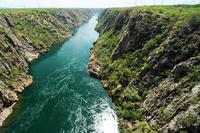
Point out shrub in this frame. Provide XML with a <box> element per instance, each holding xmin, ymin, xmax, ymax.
<box><xmin>159</xmin><ymin>106</ymin><xmax>165</xmax><ymax>113</ymax></box>
<box><xmin>121</xmin><ymin>68</ymin><xmax>131</xmax><ymax>78</ymax></box>
<box><xmin>139</xmin><ymin>121</ymin><xmax>147</xmax><ymax>132</ymax></box>
<box><xmin>161</xmin><ymin>25</ymin><xmax>166</xmax><ymax>29</ymax></box>
<box><xmin>11</xmin><ymin>59</ymin><xmax>15</xmax><ymax>64</ymax></box>
<box><xmin>102</xmin><ymin>56</ymin><xmax>110</xmax><ymax>62</ymax></box>
<box><xmin>155</xmin><ymin>76</ymin><xmax>160</xmax><ymax>81</ymax></box>
<box><xmin>51</xmin><ymin>32</ymin><xmax>57</xmax><ymax>36</ymax></box>
<box><xmin>109</xmin><ymin>72</ymin><xmax>119</xmax><ymax>85</ymax></box>
<box><xmin>187</xmin><ymin>13</ymin><xmax>200</xmax><ymax>28</ymax></box>
<box><xmin>108</xmin><ymin>64</ymin><xmax>115</xmax><ymax>71</ymax></box>
<box><xmin>0</xmin><ymin>27</ymin><xmax>4</xmax><ymax>33</ymax></box>
<box><xmin>1</xmin><ymin>56</ymin><xmax>5</xmax><ymax>60</ymax></box>
<box><xmin>7</xmin><ymin>44</ymin><xmax>12</xmax><ymax>47</ymax></box>
<box><xmin>142</xmin><ymin>56</ymin><xmax>147</xmax><ymax>62</ymax></box>
<box><xmin>123</xmin><ymin>88</ymin><xmax>142</xmax><ymax>102</ymax></box>
<box><xmin>7</xmin><ymin>80</ymin><xmax>12</xmax><ymax>85</ymax></box>
<box><xmin>17</xmin><ymin>18</ymin><xmax>21</xmax><ymax>23</ymax></box>
<box><xmin>177</xmin><ymin>111</ymin><xmax>197</xmax><ymax>125</ymax></box>
<box><xmin>171</xmin><ymin>101</ymin><xmax>176</xmax><ymax>106</ymax></box>
<box><xmin>164</xmin><ymin>69</ymin><xmax>171</xmax><ymax>76</ymax></box>
<box><xmin>26</xmin><ymin>19</ymin><xmax>32</xmax><ymax>23</ymax></box>
<box><xmin>3</xmin><ymin>38</ymin><xmax>8</xmax><ymax>41</ymax></box>
<box><xmin>189</xmin><ymin>81</ymin><xmax>198</xmax><ymax>88</ymax></box>
<box><xmin>142</xmin><ymin>90</ymin><xmax>148</xmax><ymax>97</ymax></box>
<box><xmin>1</xmin><ymin>46</ymin><xmax>6</xmax><ymax>51</ymax></box>
<box><xmin>33</xmin><ymin>43</ymin><xmax>37</xmax><ymax>47</ymax></box>
<box><xmin>193</xmin><ymin>50</ymin><xmax>199</xmax><ymax>57</ymax></box>
<box><xmin>181</xmin><ymin>79</ymin><xmax>186</xmax><ymax>85</ymax></box>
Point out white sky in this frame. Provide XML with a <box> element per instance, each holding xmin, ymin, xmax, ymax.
<box><xmin>0</xmin><ymin>0</ymin><xmax>199</xmax><ymax>8</ymax></box>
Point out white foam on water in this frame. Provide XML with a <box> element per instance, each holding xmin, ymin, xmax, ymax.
<box><xmin>92</xmin><ymin>107</ymin><xmax>119</xmax><ymax>133</ymax></box>
<box><xmin>5</xmin><ymin>16</ymin><xmax>120</xmax><ymax>133</ymax></box>
<box><xmin>86</xmin><ymin>96</ymin><xmax>119</xmax><ymax>133</ymax></box>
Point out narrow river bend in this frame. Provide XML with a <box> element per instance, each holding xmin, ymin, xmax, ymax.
<box><xmin>4</xmin><ymin>15</ymin><xmax>119</xmax><ymax>133</ymax></box>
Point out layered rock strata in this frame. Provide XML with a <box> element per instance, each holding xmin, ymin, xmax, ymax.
<box><xmin>88</xmin><ymin>5</ymin><xmax>200</xmax><ymax>132</ymax></box>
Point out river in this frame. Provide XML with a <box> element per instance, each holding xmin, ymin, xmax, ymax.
<box><xmin>4</xmin><ymin>15</ymin><xmax>119</xmax><ymax>133</ymax></box>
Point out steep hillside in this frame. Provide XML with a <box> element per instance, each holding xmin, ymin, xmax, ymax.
<box><xmin>89</xmin><ymin>8</ymin><xmax>104</xmax><ymax>14</ymax></box>
<box><xmin>0</xmin><ymin>8</ymin><xmax>93</xmax><ymax>126</ymax></box>
<box><xmin>88</xmin><ymin>5</ymin><xmax>200</xmax><ymax>132</ymax></box>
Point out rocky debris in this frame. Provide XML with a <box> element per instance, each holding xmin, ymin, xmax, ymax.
<box><xmin>1</xmin><ymin>89</ymin><xmax>18</xmax><ymax>107</ymax></box>
<box><xmin>88</xmin><ymin>62</ymin><xmax>101</xmax><ymax>79</ymax></box>
<box><xmin>167</xmin><ymin>103</ymin><xmax>200</xmax><ymax>132</ymax></box>
<box><xmin>191</xmin><ymin>85</ymin><xmax>200</xmax><ymax>94</ymax></box>
<box><xmin>22</xmin><ymin>36</ymin><xmax>33</xmax><ymax>45</ymax></box>
<box><xmin>88</xmin><ymin>52</ymin><xmax>102</xmax><ymax>79</ymax></box>
<box><xmin>1</xmin><ymin>13</ymin><xmax>15</xmax><ymax>27</ymax></box>
<box><xmin>101</xmin><ymin>80</ymin><xmax>109</xmax><ymax>89</ymax></box>
<box><xmin>25</xmin><ymin>51</ymin><xmax>40</xmax><ymax>63</ymax></box>
<box><xmin>50</xmin><ymin>28</ymin><xmax>56</xmax><ymax>33</ymax></box>
<box><xmin>0</xmin><ymin>102</ymin><xmax>16</xmax><ymax>126</ymax></box>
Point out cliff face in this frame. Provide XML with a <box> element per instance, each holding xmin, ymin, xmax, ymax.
<box><xmin>88</xmin><ymin>5</ymin><xmax>200</xmax><ymax>132</ymax></box>
<box><xmin>0</xmin><ymin>8</ymin><xmax>93</xmax><ymax>126</ymax></box>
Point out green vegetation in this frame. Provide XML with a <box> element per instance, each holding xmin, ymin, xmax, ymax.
<box><xmin>92</xmin><ymin>4</ymin><xmax>200</xmax><ymax>132</ymax></box>
<box><xmin>177</xmin><ymin>111</ymin><xmax>197</xmax><ymax>125</ymax></box>
<box><xmin>3</xmin><ymin>38</ymin><xmax>8</xmax><ymax>41</ymax></box>
<box><xmin>0</xmin><ymin>8</ymin><xmax>85</xmax><ymax>14</ymax></box>
<box><xmin>1</xmin><ymin>46</ymin><xmax>6</xmax><ymax>51</ymax></box>
<box><xmin>0</xmin><ymin>9</ymin><xmax>93</xmax><ymax>122</ymax></box>
<box><xmin>0</xmin><ymin>8</ymin><xmax>91</xmax><ymax>51</ymax></box>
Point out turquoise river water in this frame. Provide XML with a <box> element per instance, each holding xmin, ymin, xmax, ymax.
<box><xmin>4</xmin><ymin>15</ymin><xmax>119</xmax><ymax>133</ymax></box>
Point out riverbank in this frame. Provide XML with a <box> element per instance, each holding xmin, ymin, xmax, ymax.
<box><xmin>3</xmin><ymin>15</ymin><xmax>119</xmax><ymax>133</ymax></box>
<box><xmin>88</xmin><ymin>4</ymin><xmax>200</xmax><ymax>132</ymax></box>
<box><xmin>0</xmin><ymin>8</ymin><xmax>93</xmax><ymax>128</ymax></box>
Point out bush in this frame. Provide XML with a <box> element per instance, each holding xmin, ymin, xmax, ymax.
<box><xmin>155</xmin><ymin>76</ymin><xmax>160</xmax><ymax>81</ymax></box>
<box><xmin>17</xmin><ymin>18</ymin><xmax>21</xmax><ymax>23</ymax></box>
<box><xmin>3</xmin><ymin>38</ymin><xmax>8</xmax><ymax>41</ymax></box>
<box><xmin>51</xmin><ymin>32</ymin><xmax>57</xmax><ymax>36</ymax></box>
<box><xmin>108</xmin><ymin>64</ymin><xmax>115</xmax><ymax>71</ymax></box>
<box><xmin>142</xmin><ymin>90</ymin><xmax>148</xmax><ymax>98</ymax></box>
<box><xmin>7</xmin><ymin>80</ymin><xmax>12</xmax><ymax>85</ymax></box>
<box><xmin>139</xmin><ymin>121</ymin><xmax>147</xmax><ymax>132</ymax></box>
<box><xmin>193</xmin><ymin>50</ymin><xmax>199</xmax><ymax>57</ymax></box>
<box><xmin>1</xmin><ymin>46</ymin><xmax>6</xmax><ymax>51</ymax></box>
<box><xmin>189</xmin><ymin>81</ymin><xmax>198</xmax><ymax>88</ymax></box>
<box><xmin>121</xmin><ymin>68</ymin><xmax>131</xmax><ymax>78</ymax></box>
<box><xmin>0</xmin><ymin>27</ymin><xmax>4</xmax><ymax>33</ymax></box>
<box><xmin>33</xmin><ymin>43</ymin><xmax>37</xmax><ymax>47</ymax></box>
<box><xmin>11</xmin><ymin>59</ymin><xmax>15</xmax><ymax>64</ymax></box>
<box><xmin>7</xmin><ymin>44</ymin><xmax>12</xmax><ymax>47</ymax></box>
<box><xmin>159</xmin><ymin>106</ymin><xmax>165</xmax><ymax>113</ymax></box>
<box><xmin>188</xmin><ymin>13</ymin><xmax>200</xmax><ymax>28</ymax></box>
<box><xmin>102</xmin><ymin>56</ymin><xmax>110</xmax><ymax>62</ymax></box>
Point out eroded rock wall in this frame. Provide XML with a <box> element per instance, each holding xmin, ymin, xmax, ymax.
<box><xmin>89</xmin><ymin>5</ymin><xmax>200</xmax><ymax>132</ymax></box>
<box><xmin>0</xmin><ymin>9</ymin><xmax>93</xmax><ymax>126</ymax></box>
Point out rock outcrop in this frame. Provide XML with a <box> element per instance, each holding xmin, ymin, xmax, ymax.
<box><xmin>88</xmin><ymin>5</ymin><xmax>200</xmax><ymax>132</ymax></box>
<box><xmin>0</xmin><ymin>8</ymin><xmax>93</xmax><ymax>127</ymax></box>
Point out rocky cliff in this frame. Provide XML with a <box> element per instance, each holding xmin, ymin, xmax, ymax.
<box><xmin>88</xmin><ymin>5</ymin><xmax>200</xmax><ymax>132</ymax></box>
<box><xmin>0</xmin><ymin>8</ymin><xmax>93</xmax><ymax>126</ymax></box>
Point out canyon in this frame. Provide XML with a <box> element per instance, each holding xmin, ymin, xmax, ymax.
<box><xmin>0</xmin><ymin>8</ymin><xmax>93</xmax><ymax>128</ymax></box>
